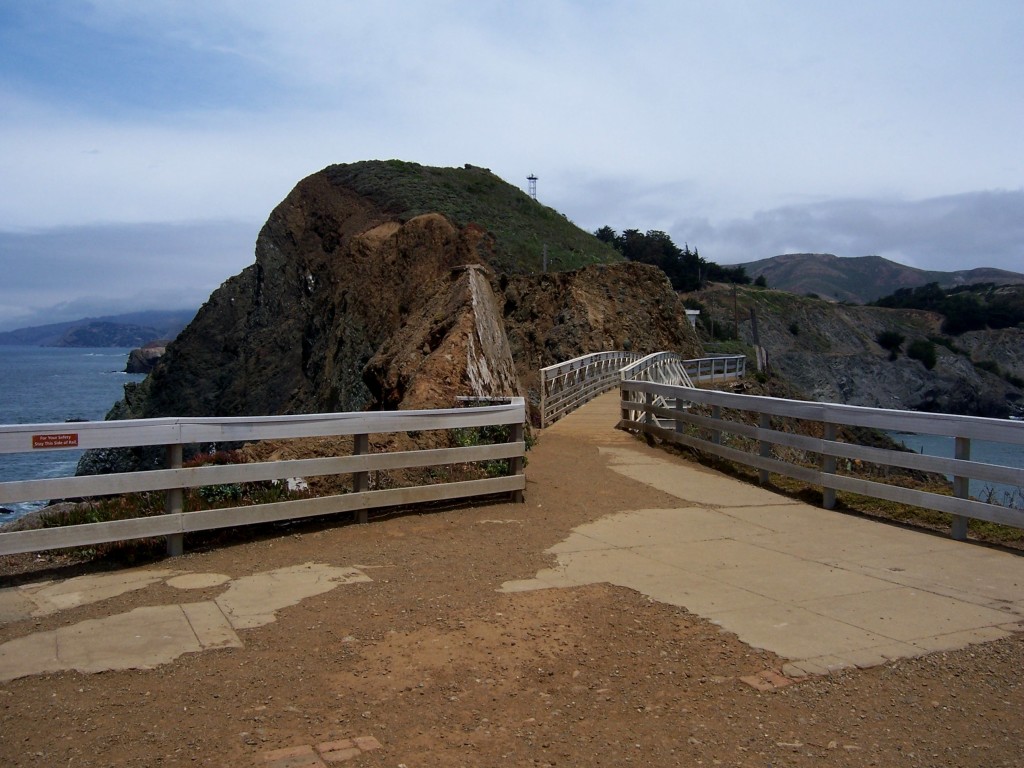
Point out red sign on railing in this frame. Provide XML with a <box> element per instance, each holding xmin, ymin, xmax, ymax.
<box><xmin>32</xmin><ymin>433</ymin><xmax>79</xmax><ymax>449</ymax></box>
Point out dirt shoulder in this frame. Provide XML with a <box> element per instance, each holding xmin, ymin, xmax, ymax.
<box><xmin>1</xmin><ymin>426</ymin><xmax>1022</xmax><ymax>767</ymax></box>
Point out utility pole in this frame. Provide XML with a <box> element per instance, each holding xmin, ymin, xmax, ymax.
<box><xmin>733</xmin><ymin>284</ymin><xmax>739</xmax><ymax>339</ymax></box>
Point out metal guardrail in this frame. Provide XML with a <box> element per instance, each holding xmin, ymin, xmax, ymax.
<box><xmin>683</xmin><ymin>355</ymin><xmax>747</xmax><ymax>384</ymax></box>
<box><xmin>540</xmin><ymin>352</ymin><xmax>747</xmax><ymax>428</ymax></box>
<box><xmin>539</xmin><ymin>351</ymin><xmax>641</xmax><ymax>427</ymax></box>
<box><xmin>619</xmin><ymin>379</ymin><xmax>1024</xmax><ymax>540</ymax></box>
<box><xmin>0</xmin><ymin>399</ymin><xmax>527</xmax><ymax>557</ymax></box>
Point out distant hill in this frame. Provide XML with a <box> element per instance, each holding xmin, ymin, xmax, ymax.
<box><xmin>736</xmin><ymin>254</ymin><xmax>1024</xmax><ymax>304</ymax></box>
<box><xmin>0</xmin><ymin>309</ymin><xmax>197</xmax><ymax>347</ymax></box>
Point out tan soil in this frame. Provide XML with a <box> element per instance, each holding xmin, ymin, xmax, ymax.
<box><xmin>1</xmin><ymin>429</ymin><xmax>1022</xmax><ymax>767</ymax></box>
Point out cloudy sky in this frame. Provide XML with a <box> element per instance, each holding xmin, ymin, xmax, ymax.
<box><xmin>1</xmin><ymin>1</ymin><xmax>1022</xmax><ymax>330</ymax></box>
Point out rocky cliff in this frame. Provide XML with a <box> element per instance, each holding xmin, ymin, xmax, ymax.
<box><xmin>107</xmin><ymin>163</ymin><xmax>701</xmax><ymax>430</ymax></box>
<box><xmin>692</xmin><ymin>284</ymin><xmax>1023</xmax><ymax>418</ymax></box>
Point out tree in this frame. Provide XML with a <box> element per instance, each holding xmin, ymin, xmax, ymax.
<box><xmin>594</xmin><ymin>225</ymin><xmax>617</xmax><ymax>245</ymax></box>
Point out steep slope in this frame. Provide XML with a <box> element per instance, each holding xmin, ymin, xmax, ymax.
<box><xmin>737</xmin><ymin>253</ymin><xmax>1024</xmax><ymax>304</ymax></box>
<box><xmin>691</xmin><ymin>284</ymin><xmax>1022</xmax><ymax>417</ymax></box>
<box><xmin>109</xmin><ymin>162</ymin><xmax>700</xmax><ymax>429</ymax></box>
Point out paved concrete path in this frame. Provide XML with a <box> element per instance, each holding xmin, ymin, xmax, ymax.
<box><xmin>0</xmin><ymin>563</ymin><xmax>369</xmax><ymax>681</ymax></box>
<box><xmin>503</xmin><ymin>391</ymin><xmax>1024</xmax><ymax>677</ymax></box>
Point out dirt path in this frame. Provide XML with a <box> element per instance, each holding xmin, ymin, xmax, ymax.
<box><xmin>1</xmin><ymin>398</ymin><xmax>1022</xmax><ymax>766</ymax></box>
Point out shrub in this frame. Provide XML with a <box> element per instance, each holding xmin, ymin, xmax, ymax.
<box><xmin>906</xmin><ymin>339</ymin><xmax>937</xmax><ymax>370</ymax></box>
<box><xmin>876</xmin><ymin>330</ymin><xmax>905</xmax><ymax>360</ymax></box>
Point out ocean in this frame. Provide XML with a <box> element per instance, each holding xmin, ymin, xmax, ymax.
<box><xmin>0</xmin><ymin>346</ymin><xmax>146</xmax><ymax>522</ymax></box>
<box><xmin>886</xmin><ymin>430</ymin><xmax>1024</xmax><ymax>508</ymax></box>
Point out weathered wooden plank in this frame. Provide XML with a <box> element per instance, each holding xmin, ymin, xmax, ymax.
<box><xmin>0</xmin><ymin>514</ymin><xmax>183</xmax><ymax>556</ymax></box>
<box><xmin>0</xmin><ymin>473</ymin><xmax>526</xmax><ymax>556</ymax></box>
<box><xmin>629</xmin><ymin>420</ymin><xmax>820</xmax><ymax>485</ymax></box>
<box><xmin>179</xmin><ymin>476</ymin><xmax>525</xmax><ymax>532</ymax></box>
<box><xmin>0</xmin><ymin>442</ymin><xmax>526</xmax><ymax>506</ymax></box>
<box><xmin>824</xmin><ymin>474</ymin><xmax>1024</xmax><ymax>528</ymax></box>
<box><xmin>626</xmin><ymin>381</ymin><xmax>1024</xmax><ymax>445</ymax></box>
<box><xmin>0</xmin><ymin>400</ymin><xmax>527</xmax><ymax>455</ymax></box>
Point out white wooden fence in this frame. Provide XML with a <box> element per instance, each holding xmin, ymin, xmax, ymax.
<box><xmin>619</xmin><ymin>379</ymin><xmax>1024</xmax><ymax>539</ymax></box>
<box><xmin>540</xmin><ymin>351</ymin><xmax>746</xmax><ymax>428</ymax></box>
<box><xmin>0</xmin><ymin>399</ymin><xmax>527</xmax><ymax>557</ymax></box>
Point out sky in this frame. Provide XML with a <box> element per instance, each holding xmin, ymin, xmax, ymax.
<box><xmin>1</xmin><ymin>1</ymin><xmax>1022</xmax><ymax>331</ymax></box>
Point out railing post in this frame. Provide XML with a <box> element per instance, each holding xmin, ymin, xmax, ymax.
<box><xmin>539</xmin><ymin>372</ymin><xmax>547</xmax><ymax>429</ymax></box>
<box><xmin>758</xmin><ymin>412</ymin><xmax>771</xmax><ymax>485</ymax></box>
<box><xmin>165</xmin><ymin>443</ymin><xmax>184</xmax><ymax>557</ymax></box>
<box><xmin>509</xmin><ymin>421</ymin><xmax>525</xmax><ymax>503</ymax></box>
<box><xmin>710</xmin><ymin>405</ymin><xmax>722</xmax><ymax>445</ymax></box>
<box><xmin>674</xmin><ymin>396</ymin><xmax>686</xmax><ymax>438</ymax></box>
<box><xmin>821</xmin><ymin>422</ymin><xmax>837</xmax><ymax>509</ymax></box>
<box><xmin>951</xmin><ymin>436</ymin><xmax>970</xmax><ymax>540</ymax></box>
<box><xmin>354</xmin><ymin>433</ymin><xmax>369</xmax><ymax>524</ymax></box>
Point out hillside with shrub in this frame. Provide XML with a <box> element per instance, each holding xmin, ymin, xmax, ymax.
<box><xmin>686</xmin><ymin>283</ymin><xmax>1023</xmax><ymax>418</ymax></box>
<box><xmin>736</xmin><ymin>253</ymin><xmax>1024</xmax><ymax>304</ymax></box>
<box><xmin>871</xmin><ymin>282</ymin><xmax>1024</xmax><ymax>334</ymax></box>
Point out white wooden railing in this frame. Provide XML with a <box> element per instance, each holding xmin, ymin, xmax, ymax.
<box><xmin>619</xmin><ymin>379</ymin><xmax>1024</xmax><ymax>539</ymax></box>
<box><xmin>0</xmin><ymin>399</ymin><xmax>527</xmax><ymax>557</ymax></box>
<box><xmin>539</xmin><ymin>352</ymin><xmax>746</xmax><ymax>428</ymax></box>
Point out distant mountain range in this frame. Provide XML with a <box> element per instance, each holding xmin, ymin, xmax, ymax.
<box><xmin>737</xmin><ymin>254</ymin><xmax>1024</xmax><ymax>304</ymax></box>
<box><xmin>0</xmin><ymin>309</ymin><xmax>197</xmax><ymax>347</ymax></box>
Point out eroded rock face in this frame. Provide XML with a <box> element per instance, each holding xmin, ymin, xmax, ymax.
<box><xmin>692</xmin><ymin>284</ymin><xmax>1023</xmax><ymax>418</ymax></box>
<box><xmin>109</xmin><ymin>167</ymin><xmax>701</xmax><ymax>428</ymax></box>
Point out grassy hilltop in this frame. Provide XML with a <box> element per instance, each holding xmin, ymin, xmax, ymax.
<box><xmin>323</xmin><ymin>160</ymin><xmax>622</xmax><ymax>274</ymax></box>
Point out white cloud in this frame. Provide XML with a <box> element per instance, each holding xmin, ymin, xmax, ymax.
<box><xmin>0</xmin><ymin>1</ymin><xmax>1022</xmax><ymax>327</ymax></box>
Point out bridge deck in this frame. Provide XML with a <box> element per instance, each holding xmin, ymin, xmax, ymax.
<box><xmin>509</xmin><ymin>390</ymin><xmax>1024</xmax><ymax>676</ymax></box>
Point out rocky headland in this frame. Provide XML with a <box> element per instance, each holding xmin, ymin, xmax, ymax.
<box><xmin>82</xmin><ymin>161</ymin><xmax>700</xmax><ymax>477</ymax></box>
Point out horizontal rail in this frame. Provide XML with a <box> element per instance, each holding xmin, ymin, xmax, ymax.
<box><xmin>619</xmin><ymin>380</ymin><xmax>1024</xmax><ymax>540</ymax></box>
<box><xmin>0</xmin><ymin>401</ymin><xmax>525</xmax><ymax>454</ymax></box>
<box><xmin>0</xmin><ymin>399</ymin><xmax>527</xmax><ymax>556</ymax></box>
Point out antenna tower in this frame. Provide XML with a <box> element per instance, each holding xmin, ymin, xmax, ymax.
<box><xmin>527</xmin><ymin>174</ymin><xmax>538</xmax><ymax>200</ymax></box>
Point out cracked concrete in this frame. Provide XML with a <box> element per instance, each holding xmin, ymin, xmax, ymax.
<box><xmin>0</xmin><ymin>562</ymin><xmax>370</xmax><ymax>682</ymax></box>
<box><xmin>503</xmin><ymin>392</ymin><xmax>1024</xmax><ymax>677</ymax></box>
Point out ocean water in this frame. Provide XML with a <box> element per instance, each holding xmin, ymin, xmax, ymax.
<box><xmin>0</xmin><ymin>346</ymin><xmax>145</xmax><ymax>522</ymax></box>
<box><xmin>887</xmin><ymin>430</ymin><xmax>1024</xmax><ymax>508</ymax></box>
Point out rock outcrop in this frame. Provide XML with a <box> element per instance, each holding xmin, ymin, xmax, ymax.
<box><xmin>125</xmin><ymin>341</ymin><xmax>170</xmax><ymax>374</ymax></box>
<box><xmin>692</xmin><ymin>284</ymin><xmax>1023</xmax><ymax>418</ymax></box>
<box><xmin>101</xmin><ymin>163</ymin><xmax>701</xmax><ymax>433</ymax></box>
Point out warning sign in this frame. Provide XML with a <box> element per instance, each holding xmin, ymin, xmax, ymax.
<box><xmin>32</xmin><ymin>433</ymin><xmax>80</xmax><ymax>449</ymax></box>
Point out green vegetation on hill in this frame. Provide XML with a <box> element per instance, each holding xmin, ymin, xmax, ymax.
<box><xmin>323</xmin><ymin>160</ymin><xmax>622</xmax><ymax>273</ymax></box>
<box><xmin>872</xmin><ymin>282</ymin><xmax>1024</xmax><ymax>335</ymax></box>
<box><xmin>738</xmin><ymin>253</ymin><xmax>1024</xmax><ymax>305</ymax></box>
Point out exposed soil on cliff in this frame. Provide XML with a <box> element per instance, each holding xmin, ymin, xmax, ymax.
<box><xmin>2</xmin><ymin>429</ymin><xmax>1021</xmax><ymax>767</ymax></box>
